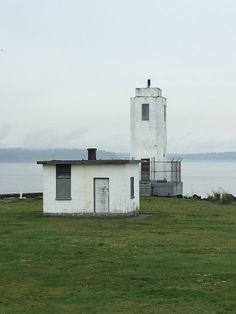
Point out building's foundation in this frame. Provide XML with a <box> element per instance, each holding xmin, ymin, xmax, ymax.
<box><xmin>140</xmin><ymin>181</ymin><xmax>183</xmax><ymax>197</ymax></box>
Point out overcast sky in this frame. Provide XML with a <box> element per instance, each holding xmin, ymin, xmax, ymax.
<box><xmin>1</xmin><ymin>0</ymin><xmax>236</xmax><ymax>154</ymax></box>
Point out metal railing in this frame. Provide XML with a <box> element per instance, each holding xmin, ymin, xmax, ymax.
<box><xmin>141</xmin><ymin>159</ymin><xmax>182</xmax><ymax>183</ymax></box>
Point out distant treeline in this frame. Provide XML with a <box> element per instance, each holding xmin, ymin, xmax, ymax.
<box><xmin>0</xmin><ymin>149</ymin><xmax>236</xmax><ymax>163</ymax></box>
<box><xmin>0</xmin><ymin>148</ymin><xmax>129</xmax><ymax>163</ymax></box>
<box><xmin>169</xmin><ymin>152</ymin><xmax>236</xmax><ymax>161</ymax></box>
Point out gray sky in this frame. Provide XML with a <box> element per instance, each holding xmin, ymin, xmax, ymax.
<box><xmin>1</xmin><ymin>0</ymin><xmax>236</xmax><ymax>154</ymax></box>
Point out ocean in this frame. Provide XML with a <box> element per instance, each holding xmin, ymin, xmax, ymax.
<box><xmin>182</xmin><ymin>160</ymin><xmax>236</xmax><ymax>197</ymax></box>
<box><xmin>1</xmin><ymin>161</ymin><xmax>236</xmax><ymax>197</ymax></box>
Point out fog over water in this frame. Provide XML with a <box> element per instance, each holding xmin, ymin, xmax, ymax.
<box><xmin>1</xmin><ymin>161</ymin><xmax>236</xmax><ymax>197</ymax></box>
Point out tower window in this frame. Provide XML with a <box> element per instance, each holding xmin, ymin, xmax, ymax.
<box><xmin>142</xmin><ymin>103</ymin><xmax>149</xmax><ymax>121</ymax></box>
<box><xmin>164</xmin><ymin>105</ymin><xmax>166</xmax><ymax>122</ymax></box>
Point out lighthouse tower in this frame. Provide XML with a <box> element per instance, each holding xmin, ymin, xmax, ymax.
<box><xmin>130</xmin><ymin>79</ymin><xmax>167</xmax><ymax>162</ymax></box>
<box><xmin>130</xmin><ymin>80</ymin><xmax>183</xmax><ymax>196</ymax></box>
<box><xmin>130</xmin><ymin>79</ymin><xmax>168</xmax><ymax>182</ymax></box>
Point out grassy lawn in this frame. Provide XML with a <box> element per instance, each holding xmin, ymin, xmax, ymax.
<box><xmin>0</xmin><ymin>197</ymin><xmax>235</xmax><ymax>313</ymax></box>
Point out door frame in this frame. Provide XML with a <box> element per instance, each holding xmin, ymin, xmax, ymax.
<box><xmin>93</xmin><ymin>177</ymin><xmax>110</xmax><ymax>213</ymax></box>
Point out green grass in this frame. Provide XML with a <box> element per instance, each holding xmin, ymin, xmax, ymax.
<box><xmin>0</xmin><ymin>198</ymin><xmax>236</xmax><ymax>313</ymax></box>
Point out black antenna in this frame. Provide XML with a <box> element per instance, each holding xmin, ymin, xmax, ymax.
<box><xmin>147</xmin><ymin>79</ymin><xmax>151</xmax><ymax>87</ymax></box>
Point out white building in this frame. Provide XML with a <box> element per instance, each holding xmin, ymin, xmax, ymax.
<box><xmin>37</xmin><ymin>149</ymin><xmax>140</xmax><ymax>216</ymax></box>
<box><xmin>130</xmin><ymin>80</ymin><xmax>183</xmax><ymax>196</ymax></box>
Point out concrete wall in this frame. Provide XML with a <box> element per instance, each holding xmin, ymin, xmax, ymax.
<box><xmin>151</xmin><ymin>181</ymin><xmax>183</xmax><ymax>197</ymax></box>
<box><xmin>42</xmin><ymin>163</ymin><xmax>139</xmax><ymax>215</ymax></box>
<box><xmin>135</xmin><ymin>87</ymin><xmax>162</xmax><ymax>97</ymax></box>
<box><xmin>130</xmin><ymin>87</ymin><xmax>167</xmax><ymax>162</ymax></box>
<box><xmin>140</xmin><ymin>181</ymin><xmax>183</xmax><ymax>197</ymax></box>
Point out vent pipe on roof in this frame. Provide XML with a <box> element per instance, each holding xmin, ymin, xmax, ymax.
<box><xmin>147</xmin><ymin>79</ymin><xmax>151</xmax><ymax>88</ymax></box>
<box><xmin>87</xmin><ymin>148</ymin><xmax>97</xmax><ymax>160</ymax></box>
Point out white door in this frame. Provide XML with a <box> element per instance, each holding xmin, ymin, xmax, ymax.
<box><xmin>94</xmin><ymin>178</ymin><xmax>109</xmax><ymax>213</ymax></box>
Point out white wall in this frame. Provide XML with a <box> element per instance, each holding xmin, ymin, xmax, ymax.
<box><xmin>43</xmin><ymin>163</ymin><xmax>139</xmax><ymax>215</ymax></box>
<box><xmin>130</xmin><ymin>87</ymin><xmax>167</xmax><ymax>161</ymax></box>
<box><xmin>135</xmin><ymin>87</ymin><xmax>162</xmax><ymax>97</ymax></box>
<box><xmin>125</xmin><ymin>163</ymin><xmax>140</xmax><ymax>212</ymax></box>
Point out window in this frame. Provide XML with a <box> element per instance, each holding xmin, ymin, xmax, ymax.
<box><xmin>142</xmin><ymin>103</ymin><xmax>149</xmax><ymax>120</ymax></box>
<box><xmin>130</xmin><ymin>177</ymin><xmax>135</xmax><ymax>199</ymax></box>
<box><xmin>141</xmin><ymin>159</ymin><xmax>150</xmax><ymax>181</ymax></box>
<box><xmin>56</xmin><ymin>164</ymin><xmax>71</xmax><ymax>200</ymax></box>
<box><xmin>164</xmin><ymin>105</ymin><xmax>166</xmax><ymax>122</ymax></box>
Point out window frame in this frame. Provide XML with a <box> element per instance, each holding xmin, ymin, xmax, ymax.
<box><xmin>130</xmin><ymin>176</ymin><xmax>135</xmax><ymax>199</ymax></box>
<box><xmin>142</xmin><ymin>103</ymin><xmax>149</xmax><ymax>121</ymax></box>
<box><xmin>56</xmin><ymin>164</ymin><xmax>72</xmax><ymax>200</ymax></box>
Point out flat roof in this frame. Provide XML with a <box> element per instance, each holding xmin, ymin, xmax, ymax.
<box><xmin>37</xmin><ymin>159</ymin><xmax>140</xmax><ymax>165</ymax></box>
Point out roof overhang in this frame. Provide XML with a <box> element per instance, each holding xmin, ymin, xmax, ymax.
<box><xmin>37</xmin><ymin>160</ymin><xmax>141</xmax><ymax>165</ymax></box>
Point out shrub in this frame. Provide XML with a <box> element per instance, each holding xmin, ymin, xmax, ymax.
<box><xmin>207</xmin><ymin>190</ymin><xmax>234</xmax><ymax>204</ymax></box>
<box><xmin>207</xmin><ymin>190</ymin><xmax>221</xmax><ymax>202</ymax></box>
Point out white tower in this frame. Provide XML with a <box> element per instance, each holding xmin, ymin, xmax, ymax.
<box><xmin>130</xmin><ymin>79</ymin><xmax>167</xmax><ymax>162</ymax></box>
<box><xmin>130</xmin><ymin>80</ymin><xmax>183</xmax><ymax>195</ymax></box>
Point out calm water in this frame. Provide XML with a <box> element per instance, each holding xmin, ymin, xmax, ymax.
<box><xmin>0</xmin><ymin>163</ymin><xmax>42</xmax><ymax>194</ymax></box>
<box><xmin>1</xmin><ymin>161</ymin><xmax>236</xmax><ymax>197</ymax></box>
<box><xmin>182</xmin><ymin>161</ymin><xmax>236</xmax><ymax>197</ymax></box>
